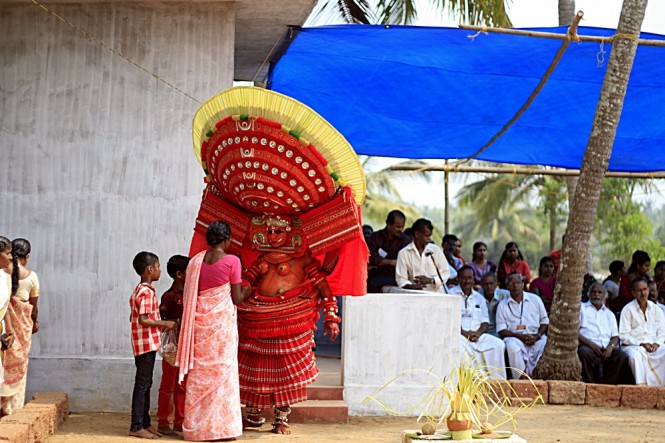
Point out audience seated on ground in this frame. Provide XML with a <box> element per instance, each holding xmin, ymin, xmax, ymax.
<box><xmin>613</xmin><ymin>250</ymin><xmax>651</xmax><ymax>314</ymax></box>
<box><xmin>529</xmin><ymin>256</ymin><xmax>557</xmax><ymax>314</ymax></box>
<box><xmin>448</xmin><ymin>266</ymin><xmax>506</xmax><ymax>379</ymax></box>
<box><xmin>395</xmin><ymin>219</ymin><xmax>451</xmax><ymax>293</ymax></box>
<box><xmin>496</xmin><ymin>242</ymin><xmax>531</xmax><ymax>289</ymax></box>
<box><xmin>496</xmin><ymin>272</ymin><xmax>548</xmax><ymax>379</ymax></box>
<box><xmin>479</xmin><ymin>272</ymin><xmax>510</xmax><ymax>337</ymax></box>
<box><xmin>619</xmin><ymin>277</ymin><xmax>665</xmax><ymax>386</ymax></box>
<box><xmin>578</xmin><ymin>282</ymin><xmax>634</xmax><ymax>385</ymax></box>
<box><xmin>366</xmin><ymin>210</ymin><xmax>411</xmax><ymax>293</ymax></box>
<box><xmin>467</xmin><ymin>241</ymin><xmax>496</xmax><ymax>290</ymax></box>
<box><xmin>603</xmin><ymin>260</ymin><xmax>625</xmax><ymax>307</ymax></box>
<box><xmin>442</xmin><ymin>234</ymin><xmax>463</xmax><ymax>271</ymax></box>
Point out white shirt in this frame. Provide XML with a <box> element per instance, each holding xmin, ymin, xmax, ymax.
<box><xmin>619</xmin><ymin>299</ymin><xmax>665</xmax><ymax>346</ymax></box>
<box><xmin>496</xmin><ymin>291</ymin><xmax>549</xmax><ymax>335</ymax></box>
<box><xmin>395</xmin><ymin>242</ymin><xmax>451</xmax><ymax>293</ymax></box>
<box><xmin>579</xmin><ymin>301</ymin><xmax>618</xmax><ymax>348</ymax></box>
<box><xmin>449</xmin><ymin>286</ymin><xmax>489</xmax><ymax>332</ymax></box>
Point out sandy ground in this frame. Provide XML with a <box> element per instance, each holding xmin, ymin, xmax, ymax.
<box><xmin>47</xmin><ymin>405</ymin><xmax>665</xmax><ymax>443</ymax></box>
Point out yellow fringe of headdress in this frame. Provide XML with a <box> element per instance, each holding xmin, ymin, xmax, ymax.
<box><xmin>192</xmin><ymin>86</ymin><xmax>366</xmax><ymax>205</ymax></box>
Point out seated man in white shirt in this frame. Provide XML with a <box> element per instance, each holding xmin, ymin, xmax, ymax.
<box><xmin>479</xmin><ymin>272</ymin><xmax>510</xmax><ymax>337</ymax></box>
<box><xmin>395</xmin><ymin>218</ymin><xmax>451</xmax><ymax>293</ymax></box>
<box><xmin>449</xmin><ymin>266</ymin><xmax>506</xmax><ymax>379</ymax></box>
<box><xmin>619</xmin><ymin>276</ymin><xmax>665</xmax><ymax>386</ymax></box>
<box><xmin>496</xmin><ymin>272</ymin><xmax>549</xmax><ymax>379</ymax></box>
<box><xmin>578</xmin><ymin>282</ymin><xmax>634</xmax><ymax>384</ymax></box>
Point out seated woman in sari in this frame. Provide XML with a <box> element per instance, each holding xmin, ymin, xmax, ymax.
<box><xmin>176</xmin><ymin>221</ymin><xmax>249</xmax><ymax>442</ymax></box>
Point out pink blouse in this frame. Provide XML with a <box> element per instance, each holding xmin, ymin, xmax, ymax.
<box><xmin>198</xmin><ymin>254</ymin><xmax>241</xmax><ymax>291</ymax></box>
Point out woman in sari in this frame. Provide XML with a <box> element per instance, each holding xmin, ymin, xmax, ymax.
<box><xmin>0</xmin><ymin>237</ymin><xmax>16</xmax><ymax>393</ymax></box>
<box><xmin>176</xmin><ymin>221</ymin><xmax>249</xmax><ymax>442</ymax></box>
<box><xmin>1</xmin><ymin>238</ymin><xmax>38</xmax><ymax>414</ymax></box>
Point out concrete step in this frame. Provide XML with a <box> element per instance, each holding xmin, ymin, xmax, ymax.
<box><xmin>242</xmin><ymin>399</ymin><xmax>349</xmax><ymax>424</ymax></box>
<box><xmin>289</xmin><ymin>399</ymin><xmax>348</xmax><ymax>423</ymax></box>
<box><xmin>307</xmin><ymin>385</ymin><xmax>344</xmax><ymax>401</ymax></box>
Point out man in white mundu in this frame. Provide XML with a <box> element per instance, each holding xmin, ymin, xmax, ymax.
<box><xmin>449</xmin><ymin>266</ymin><xmax>506</xmax><ymax>379</ymax></box>
<box><xmin>496</xmin><ymin>272</ymin><xmax>549</xmax><ymax>378</ymax></box>
<box><xmin>395</xmin><ymin>218</ymin><xmax>451</xmax><ymax>293</ymax></box>
<box><xmin>619</xmin><ymin>276</ymin><xmax>665</xmax><ymax>386</ymax></box>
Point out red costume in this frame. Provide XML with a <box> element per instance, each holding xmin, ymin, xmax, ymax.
<box><xmin>187</xmin><ymin>87</ymin><xmax>368</xmax><ymax>432</ymax></box>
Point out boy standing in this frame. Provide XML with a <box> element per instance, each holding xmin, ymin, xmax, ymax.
<box><xmin>156</xmin><ymin>255</ymin><xmax>189</xmax><ymax>436</ymax></box>
<box><xmin>129</xmin><ymin>251</ymin><xmax>177</xmax><ymax>440</ymax></box>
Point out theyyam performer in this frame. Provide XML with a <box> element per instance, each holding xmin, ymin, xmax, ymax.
<box><xmin>180</xmin><ymin>86</ymin><xmax>368</xmax><ymax>435</ymax></box>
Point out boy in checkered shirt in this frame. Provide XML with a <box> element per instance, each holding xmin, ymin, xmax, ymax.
<box><xmin>128</xmin><ymin>251</ymin><xmax>177</xmax><ymax>440</ymax></box>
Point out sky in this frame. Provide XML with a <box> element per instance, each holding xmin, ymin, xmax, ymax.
<box><xmin>367</xmin><ymin>0</ymin><xmax>665</xmax><ymax>209</ymax></box>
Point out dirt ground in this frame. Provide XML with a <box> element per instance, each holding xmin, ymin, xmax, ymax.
<box><xmin>47</xmin><ymin>405</ymin><xmax>665</xmax><ymax>443</ymax></box>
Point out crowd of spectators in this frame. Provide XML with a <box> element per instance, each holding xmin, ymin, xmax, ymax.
<box><xmin>365</xmin><ymin>210</ymin><xmax>665</xmax><ymax>386</ymax></box>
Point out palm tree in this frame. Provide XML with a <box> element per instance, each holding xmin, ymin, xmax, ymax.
<box><xmin>311</xmin><ymin>0</ymin><xmax>512</xmax><ymax>27</ymax></box>
<box><xmin>456</xmin><ymin>168</ymin><xmax>567</xmax><ymax>252</ymax></box>
<box><xmin>535</xmin><ymin>0</ymin><xmax>649</xmax><ymax>380</ymax></box>
<box><xmin>361</xmin><ymin>157</ymin><xmax>433</xmax><ymax>230</ymax></box>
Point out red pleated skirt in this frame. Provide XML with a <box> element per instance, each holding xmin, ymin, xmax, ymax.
<box><xmin>238</xmin><ymin>330</ymin><xmax>318</xmax><ymax>408</ymax></box>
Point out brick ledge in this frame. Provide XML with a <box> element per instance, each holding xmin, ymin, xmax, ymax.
<box><xmin>506</xmin><ymin>379</ymin><xmax>665</xmax><ymax>409</ymax></box>
<box><xmin>0</xmin><ymin>392</ymin><xmax>69</xmax><ymax>443</ymax></box>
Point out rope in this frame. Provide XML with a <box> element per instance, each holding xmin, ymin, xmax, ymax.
<box><xmin>460</xmin><ymin>28</ymin><xmax>579</xmax><ymax>164</ymax></box>
<box><xmin>251</xmin><ymin>32</ymin><xmax>285</xmax><ymax>84</ymax></box>
<box><xmin>30</xmin><ymin>0</ymin><xmax>200</xmax><ymax>103</ymax></box>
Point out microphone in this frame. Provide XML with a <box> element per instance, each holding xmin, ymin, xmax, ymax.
<box><xmin>426</xmin><ymin>249</ymin><xmax>448</xmax><ymax>294</ymax></box>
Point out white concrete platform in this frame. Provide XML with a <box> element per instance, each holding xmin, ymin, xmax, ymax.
<box><xmin>342</xmin><ymin>291</ymin><xmax>461</xmax><ymax>416</ymax></box>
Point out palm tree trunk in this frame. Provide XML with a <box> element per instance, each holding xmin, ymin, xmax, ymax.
<box><xmin>534</xmin><ymin>0</ymin><xmax>648</xmax><ymax>380</ymax></box>
<box><xmin>558</xmin><ymin>0</ymin><xmax>576</xmax><ymax>26</ymax></box>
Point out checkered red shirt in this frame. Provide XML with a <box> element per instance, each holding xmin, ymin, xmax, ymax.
<box><xmin>129</xmin><ymin>283</ymin><xmax>161</xmax><ymax>356</ymax></box>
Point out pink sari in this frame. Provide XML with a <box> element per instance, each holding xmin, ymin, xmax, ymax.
<box><xmin>176</xmin><ymin>251</ymin><xmax>242</xmax><ymax>441</ymax></box>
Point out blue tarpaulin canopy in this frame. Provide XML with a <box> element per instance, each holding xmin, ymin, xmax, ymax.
<box><xmin>268</xmin><ymin>25</ymin><xmax>665</xmax><ymax>172</ymax></box>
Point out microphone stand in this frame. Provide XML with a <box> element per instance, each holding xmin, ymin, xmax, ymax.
<box><xmin>426</xmin><ymin>251</ymin><xmax>448</xmax><ymax>294</ymax></box>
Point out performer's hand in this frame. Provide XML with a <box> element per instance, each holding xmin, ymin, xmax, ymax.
<box><xmin>324</xmin><ymin>321</ymin><xmax>340</xmax><ymax>341</ymax></box>
<box><xmin>241</xmin><ymin>285</ymin><xmax>251</xmax><ymax>301</ymax></box>
<box><xmin>32</xmin><ymin>321</ymin><xmax>40</xmax><ymax>334</ymax></box>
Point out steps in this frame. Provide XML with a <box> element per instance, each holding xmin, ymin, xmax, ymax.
<box><xmin>241</xmin><ymin>357</ymin><xmax>349</xmax><ymax>424</ymax></box>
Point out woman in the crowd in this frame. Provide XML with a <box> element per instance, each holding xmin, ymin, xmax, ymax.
<box><xmin>176</xmin><ymin>221</ymin><xmax>249</xmax><ymax>442</ymax></box>
<box><xmin>0</xmin><ymin>237</ymin><xmax>16</xmax><ymax>395</ymax></box>
<box><xmin>1</xmin><ymin>239</ymin><xmax>39</xmax><ymax>415</ymax></box>
<box><xmin>467</xmin><ymin>241</ymin><xmax>496</xmax><ymax>290</ymax></box>
<box><xmin>603</xmin><ymin>260</ymin><xmax>625</xmax><ymax>304</ymax></box>
<box><xmin>612</xmin><ymin>250</ymin><xmax>650</xmax><ymax>314</ymax></box>
<box><xmin>529</xmin><ymin>256</ymin><xmax>557</xmax><ymax>313</ymax></box>
<box><xmin>496</xmin><ymin>242</ymin><xmax>531</xmax><ymax>288</ymax></box>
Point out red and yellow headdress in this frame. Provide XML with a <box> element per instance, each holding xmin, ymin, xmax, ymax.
<box><xmin>189</xmin><ymin>87</ymin><xmax>368</xmax><ymax>295</ymax></box>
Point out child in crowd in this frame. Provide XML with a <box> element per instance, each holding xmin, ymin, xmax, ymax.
<box><xmin>603</xmin><ymin>260</ymin><xmax>625</xmax><ymax>303</ymax></box>
<box><xmin>129</xmin><ymin>252</ymin><xmax>177</xmax><ymax>440</ymax></box>
<box><xmin>529</xmin><ymin>256</ymin><xmax>556</xmax><ymax>313</ymax></box>
<box><xmin>156</xmin><ymin>255</ymin><xmax>189</xmax><ymax>436</ymax></box>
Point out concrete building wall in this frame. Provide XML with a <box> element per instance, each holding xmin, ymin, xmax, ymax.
<box><xmin>0</xmin><ymin>2</ymin><xmax>235</xmax><ymax>410</ymax></box>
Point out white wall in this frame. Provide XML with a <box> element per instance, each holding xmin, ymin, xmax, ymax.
<box><xmin>0</xmin><ymin>2</ymin><xmax>235</xmax><ymax>411</ymax></box>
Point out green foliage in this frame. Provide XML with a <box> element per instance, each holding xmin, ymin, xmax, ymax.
<box><xmin>311</xmin><ymin>0</ymin><xmax>512</xmax><ymax>26</ymax></box>
<box><xmin>595</xmin><ymin>179</ymin><xmax>665</xmax><ymax>263</ymax></box>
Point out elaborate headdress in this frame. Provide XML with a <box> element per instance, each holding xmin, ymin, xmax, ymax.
<box><xmin>188</xmin><ymin>87</ymin><xmax>368</xmax><ymax>295</ymax></box>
